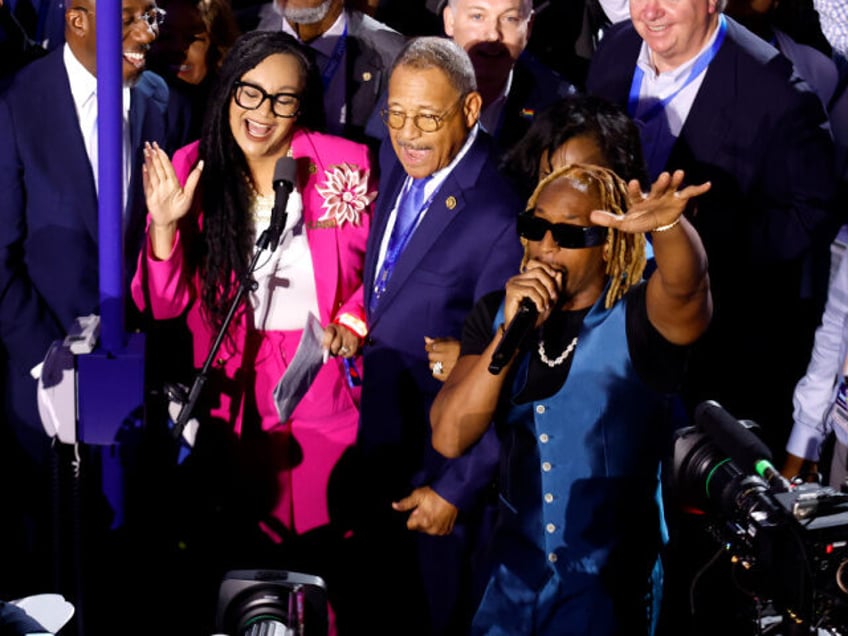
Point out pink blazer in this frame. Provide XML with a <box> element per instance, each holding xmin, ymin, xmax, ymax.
<box><xmin>131</xmin><ymin>128</ymin><xmax>374</xmax><ymax>533</ymax></box>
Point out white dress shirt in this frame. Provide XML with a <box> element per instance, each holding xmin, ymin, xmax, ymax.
<box><xmin>64</xmin><ymin>43</ymin><xmax>132</xmax><ymax>207</ymax></box>
<box><xmin>789</xmin><ymin>236</ymin><xmax>848</xmax><ymax>459</ymax></box>
<box><xmin>632</xmin><ymin>20</ymin><xmax>723</xmax><ymax>178</ymax></box>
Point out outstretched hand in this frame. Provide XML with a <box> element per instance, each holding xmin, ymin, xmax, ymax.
<box><xmin>589</xmin><ymin>170</ymin><xmax>710</xmax><ymax>234</ymax></box>
<box><xmin>142</xmin><ymin>141</ymin><xmax>203</xmax><ymax>229</ymax></box>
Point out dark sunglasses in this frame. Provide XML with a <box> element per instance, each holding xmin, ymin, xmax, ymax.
<box><xmin>517</xmin><ymin>212</ymin><xmax>608</xmax><ymax>249</ymax></box>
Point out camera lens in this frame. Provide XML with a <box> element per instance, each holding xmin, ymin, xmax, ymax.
<box><xmin>244</xmin><ymin>619</ymin><xmax>290</xmax><ymax>636</ymax></box>
<box><xmin>837</xmin><ymin>559</ymin><xmax>848</xmax><ymax>596</ymax></box>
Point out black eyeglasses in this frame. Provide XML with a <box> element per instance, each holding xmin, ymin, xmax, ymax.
<box><xmin>517</xmin><ymin>212</ymin><xmax>608</xmax><ymax>249</ymax></box>
<box><xmin>380</xmin><ymin>97</ymin><xmax>464</xmax><ymax>133</ymax></box>
<box><xmin>233</xmin><ymin>81</ymin><xmax>301</xmax><ymax>119</ymax></box>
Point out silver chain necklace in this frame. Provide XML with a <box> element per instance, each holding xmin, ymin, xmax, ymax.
<box><xmin>537</xmin><ymin>335</ymin><xmax>578</xmax><ymax>368</ymax></box>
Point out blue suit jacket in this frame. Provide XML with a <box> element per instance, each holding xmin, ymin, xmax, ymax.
<box><xmin>492</xmin><ymin>51</ymin><xmax>576</xmax><ymax>155</ymax></box>
<box><xmin>360</xmin><ymin>131</ymin><xmax>523</xmax><ymax>512</ymax></box>
<box><xmin>0</xmin><ymin>47</ymin><xmax>173</xmax><ymax>454</ymax></box>
<box><xmin>587</xmin><ymin>17</ymin><xmax>842</xmax><ymax>445</ymax></box>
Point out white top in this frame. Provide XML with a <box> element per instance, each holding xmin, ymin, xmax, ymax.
<box><xmin>249</xmin><ymin>187</ymin><xmax>321</xmax><ymax>331</ymax></box>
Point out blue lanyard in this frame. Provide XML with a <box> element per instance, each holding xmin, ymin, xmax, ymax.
<box><xmin>627</xmin><ymin>14</ymin><xmax>727</xmax><ymax>123</ymax></box>
<box><xmin>320</xmin><ymin>23</ymin><xmax>348</xmax><ymax>90</ymax></box>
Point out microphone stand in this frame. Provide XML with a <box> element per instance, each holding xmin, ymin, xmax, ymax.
<box><xmin>170</xmin><ymin>229</ymin><xmax>277</xmax><ymax>443</ymax></box>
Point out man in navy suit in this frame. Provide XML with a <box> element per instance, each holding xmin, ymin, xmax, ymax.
<box><xmin>587</xmin><ymin>1</ymin><xmax>841</xmax><ymax>632</ymax></box>
<box><xmin>587</xmin><ymin>0</ymin><xmax>841</xmax><ymax>461</ymax></box>
<box><xmin>442</xmin><ymin>0</ymin><xmax>575</xmax><ymax>155</ymax></box>
<box><xmin>0</xmin><ymin>0</ymin><xmax>178</xmax><ymax>611</ymax></box>
<box><xmin>351</xmin><ymin>36</ymin><xmax>523</xmax><ymax>635</ymax></box>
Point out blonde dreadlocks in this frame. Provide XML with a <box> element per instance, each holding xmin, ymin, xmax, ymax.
<box><xmin>524</xmin><ymin>163</ymin><xmax>646</xmax><ymax>309</ymax></box>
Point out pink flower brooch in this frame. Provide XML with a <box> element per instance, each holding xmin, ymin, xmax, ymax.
<box><xmin>316</xmin><ymin>163</ymin><xmax>376</xmax><ymax>228</ymax></box>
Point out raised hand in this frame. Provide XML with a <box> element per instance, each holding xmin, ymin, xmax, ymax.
<box><xmin>589</xmin><ymin>169</ymin><xmax>711</xmax><ymax>234</ymax></box>
<box><xmin>142</xmin><ymin>141</ymin><xmax>203</xmax><ymax>229</ymax></box>
<box><xmin>142</xmin><ymin>142</ymin><xmax>203</xmax><ymax>260</ymax></box>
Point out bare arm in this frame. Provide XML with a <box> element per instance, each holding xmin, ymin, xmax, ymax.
<box><xmin>590</xmin><ymin>170</ymin><xmax>713</xmax><ymax>345</ymax></box>
<box><xmin>431</xmin><ymin>263</ymin><xmax>562</xmax><ymax>458</ymax></box>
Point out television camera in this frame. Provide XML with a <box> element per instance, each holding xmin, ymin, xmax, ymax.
<box><xmin>672</xmin><ymin>401</ymin><xmax>848</xmax><ymax>632</ymax></box>
<box><xmin>215</xmin><ymin>569</ymin><xmax>328</xmax><ymax>636</ymax></box>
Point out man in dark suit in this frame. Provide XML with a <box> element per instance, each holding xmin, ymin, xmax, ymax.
<box><xmin>442</xmin><ymin>0</ymin><xmax>575</xmax><ymax>154</ymax></box>
<box><xmin>0</xmin><ymin>0</ymin><xmax>178</xmax><ymax>617</ymax></box>
<box><xmin>250</xmin><ymin>0</ymin><xmax>406</xmax><ymax>145</ymax></box>
<box><xmin>352</xmin><ymin>36</ymin><xmax>523</xmax><ymax>635</ymax></box>
<box><xmin>587</xmin><ymin>1</ymin><xmax>841</xmax><ymax>632</ymax></box>
<box><xmin>587</xmin><ymin>0</ymin><xmax>840</xmax><ymax>466</ymax></box>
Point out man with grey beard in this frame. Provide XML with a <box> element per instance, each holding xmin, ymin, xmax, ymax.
<box><xmin>252</xmin><ymin>0</ymin><xmax>406</xmax><ymax>145</ymax></box>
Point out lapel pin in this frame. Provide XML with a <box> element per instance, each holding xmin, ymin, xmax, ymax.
<box><xmin>362</xmin><ymin>71</ymin><xmax>373</xmax><ymax>82</ymax></box>
<box><xmin>445</xmin><ymin>195</ymin><xmax>457</xmax><ymax>210</ymax></box>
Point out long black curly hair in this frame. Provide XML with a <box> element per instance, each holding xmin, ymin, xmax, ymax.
<box><xmin>195</xmin><ymin>30</ymin><xmax>325</xmax><ymax>331</ymax></box>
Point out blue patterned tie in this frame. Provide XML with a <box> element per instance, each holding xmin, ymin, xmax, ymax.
<box><xmin>370</xmin><ymin>177</ymin><xmax>431</xmax><ymax>313</ymax></box>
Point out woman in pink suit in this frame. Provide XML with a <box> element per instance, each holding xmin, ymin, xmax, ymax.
<box><xmin>132</xmin><ymin>30</ymin><xmax>374</xmax><ymax>627</ymax></box>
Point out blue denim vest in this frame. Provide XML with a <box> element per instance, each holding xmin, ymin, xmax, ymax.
<box><xmin>491</xmin><ymin>286</ymin><xmax>669</xmax><ymax>599</ymax></box>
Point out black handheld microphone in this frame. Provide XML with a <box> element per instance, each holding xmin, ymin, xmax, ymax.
<box><xmin>694</xmin><ymin>400</ymin><xmax>791</xmax><ymax>492</ymax></box>
<box><xmin>262</xmin><ymin>156</ymin><xmax>297</xmax><ymax>249</ymax></box>
<box><xmin>488</xmin><ymin>298</ymin><xmax>538</xmax><ymax>375</ymax></box>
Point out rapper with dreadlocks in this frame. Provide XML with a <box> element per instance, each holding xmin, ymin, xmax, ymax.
<box><xmin>431</xmin><ymin>163</ymin><xmax>713</xmax><ymax>636</ymax></box>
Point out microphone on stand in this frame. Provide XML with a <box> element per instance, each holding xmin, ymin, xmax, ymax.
<box><xmin>488</xmin><ymin>298</ymin><xmax>538</xmax><ymax>375</ymax></box>
<box><xmin>259</xmin><ymin>156</ymin><xmax>297</xmax><ymax>250</ymax></box>
<box><xmin>171</xmin><ymin>155</ymin><xmax>298</xmax><ymax>447</ymax></box>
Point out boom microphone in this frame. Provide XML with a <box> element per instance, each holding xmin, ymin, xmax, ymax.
<box><xmin>261</xmin><ymin>156</ymin><xmax>297</xmax><ymax>249</ymax></box>
<box><xmin>488</xmin><ymin>298</ymin><xmax>538</xmax><ymax>375</ymax></box>
<box><xmin>694</xmin><ymin>400</ymin><xmax>791</xmax><ymax>492</ymax></box>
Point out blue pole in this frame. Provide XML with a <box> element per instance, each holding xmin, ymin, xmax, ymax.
<box><xmin>96</xmin><ymin>0</ymin><xmax>126</xmax><ymax>353</ymax></box>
